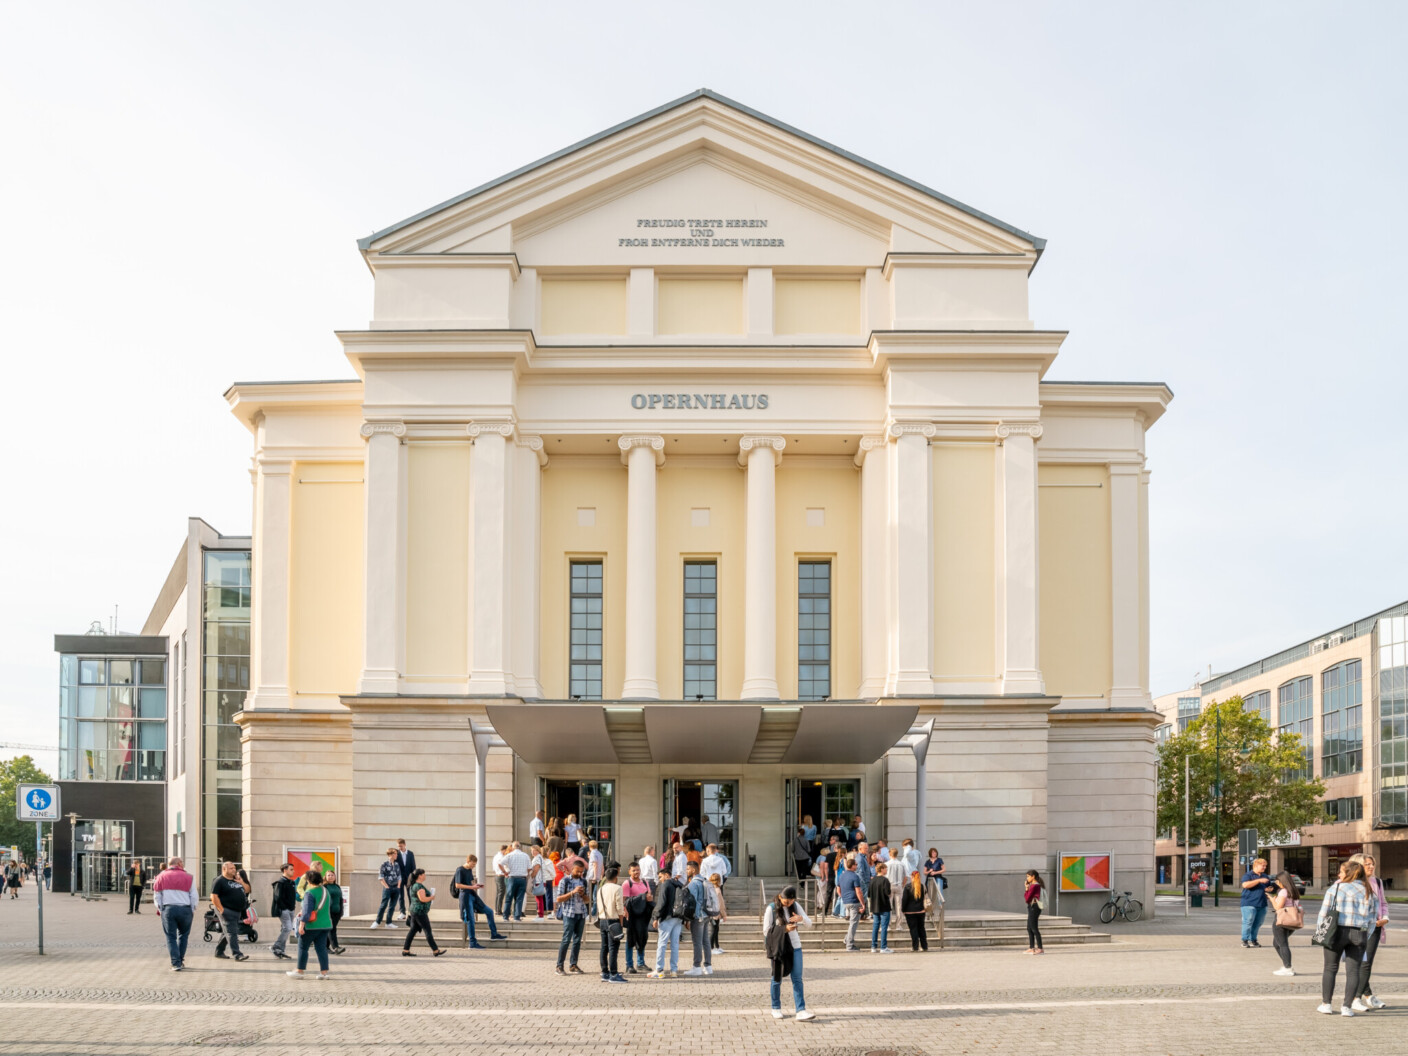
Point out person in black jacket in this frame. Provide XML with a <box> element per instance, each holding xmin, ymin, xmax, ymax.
<box><xmin>394</xmin><ymin>840</ymin><xmax>417</xmax><ymax>920</ymax></box>
<box><xmin>648</xmin><ymin>874</ymin><xmax>685</xmax><ymax>977</ymax></box>
<box><xmin>270</xmin><ymin>864</ymin><xmax>299</xmax><ymax>959</ymax></box>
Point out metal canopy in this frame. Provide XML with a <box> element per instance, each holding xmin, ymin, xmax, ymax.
<box><xmin>781</xmin><ymin>704</ymin><xmax>919</xmax><ymax>764</ymax></box>
<box><xmin>484</xmin><ymin>704</ymin><xmax>618</xmax><ymax>764</ymax></box>
<box><xmin>643</xmin><ymin>705</ymin><xmax>762</xmax><ymax>764</ymax></box>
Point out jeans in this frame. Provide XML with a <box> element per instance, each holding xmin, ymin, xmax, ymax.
<box><xmin>129</xmin><ymin>884</ymin><xmax>144</xmax><ymax>913</ymax></box>
<box><xmin>297</xmin><ymin>929</ymin><xmax>330</xmax><ymax>972</ymax></box>
<box><xmin>1027</xmin><ymin>904</ymin><xmax>1043</xmax><ymax>950</ymax></box>
<box><xmin>1240</xmin><ymin>903</ymin><xmax>1268</xmax><ymax>943</ymax></box>
<box><xmin>404</xmin><ymin>913</ymin><xmax>439</xmax><ymax>952</ymax></box>
<box><xmin>506</xmin><ymin>876</ymin><xmax>527</xmax><ymax>919</ymax></box>
<box><xmin>160</xmin><ymin>905</ymin><xmax>193</xmax><ymax>966</ymax></box>
<box><xmin>272</xmin><ymin>909</ymin><xmax>295</xmax><ymax>955</ymax></box>
<box><xmin>626</xmin><ymin>913</ymin><xmax>650</xmax><ymax>968</ymax></box>
<box><xmin>689</xmin><ymin>918</ymin><xmax>712</xmax><ymax>967</ymax></box>
<box><xmin>557</xmin><ymin>914</ymin><xmax>586</xmax><ymax>968</ymax></box>
<box><xmin>376</xmin><ymin>887</ymin><xmax>399</xmax><ymax>924</ymax></box>
<box><xmin>495</xmin><ymin>876</ymin><xmax>507</xmax><ymax>915</ymax></box>
<box><xmin>843</xmin><ymin>901</ymin><xmax>862</xmax><ymax>948</ymax></box>
<box><xmin>329</xmin><ymin>913</ymin><xmax>342</xmax><ymax>951</ymax></box>
<box><xmin>871</xmin><ymin>910</ymin><xmax>891</xmax><ymax>949</ymax></box>
<box><xmin>599</xmin><ymin>922</ymin><xmax>621</xmax><ymax>976</ymax></box>
<box><xmin>770</xmin><ymin>947</ymin><xmax>805</xmax><ymax>1011</ymax></box>
<box><xmin>1358</xmin><ymin>924</ymin><xmax>1383</xmax><ymax>998</ymax></box>
<box><xmin>653</xmin><ymin>916</ymin><xmax>683</xmax><ymax>972</ymax></box>
<box><xmin>460</xmin><ymin>895</ymin><xmax>502</xmax><ymax>944</ymax></box>
<box><xmin>1272</xmin><ymin>924</ymin><xmax>1294</xmax><ymax>969</ymax></box>
<box><xmin>1321</xmin><ymin>928</ymin><xmax>1365</xmax><ymax>1006</ymax></box>
<box><xmin>214</xmin><ymin>908</ymin><xmax>244</xmax><ymax>957</ymax></box>
<box><xmin>396</xmin><ymin>883</ymin><xmax>408</xmax><ymax>915</ymax></box>
<box><xmin>906</xmin><ymin>912</ymin><xmax>929</xmax><ymax>950</ymax></box>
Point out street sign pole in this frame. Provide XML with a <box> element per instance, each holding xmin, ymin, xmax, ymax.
<box><xmin>35</xmin><ymin>821</ymin><xmax>44</xmax><ymax>955</ymax></box>
<box><xmin>16</xmin><ymin>783</ymin><xmax>60</xmax><ymax>954</ymax></box>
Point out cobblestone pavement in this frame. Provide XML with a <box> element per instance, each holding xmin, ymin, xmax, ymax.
<box><xmin>0</xmin><ymin>894</ymin><xmax>1403</xmax><ymax>1055</ymax></box>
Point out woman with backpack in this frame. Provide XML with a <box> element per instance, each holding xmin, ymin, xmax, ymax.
<box><xmin>1024</xmin><ymin>870</ymin><xmax>1045</xmax><ymax>954</ymax></box>
<box><xmin>900</xmin><ymin>865</ymin><xmax>928</xmax><ymax>951</ymax></box>
<box><xmin>402</xmin><ymin>869</ymin><xmax>446</xmax><ymax>958</ymax></box>
<box><xmin>285</xmin><ymin>869</ymin><xmax>334</xmax><ymax>980</ymax></box>
<box><xmin>1268</xmin><ymin>869</ymin><xmax>1303</xmax><ymax>976</ymax></box>
<box><xmin>1315</xmin><ymin>860</ymin><xmax>1373</xmax><ymax>1016</ymax></box>
<box><xmin>762</xmin><ymin>885</ymin><xmax>815</xmax><ymax>1020</ymax></box>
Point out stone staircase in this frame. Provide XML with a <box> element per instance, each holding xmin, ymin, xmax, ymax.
<box><xmin>337</xmin><ymin>877</ymin><xmax>1109</xmax><ymax>951</ymax></box>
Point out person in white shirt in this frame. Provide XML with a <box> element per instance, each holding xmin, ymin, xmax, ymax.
<box><xmin>699</xmin><ymin>844</ymin><xmax>731</xmax><ymax>954</ymax></box>
<box><xmin>564</xmin><ymin>814</ymin><xmax>582</xmax><ymax>854</ymax></box>
<box><xmin>502</xmin><ymin>842</ymin><xmax>532</xmax><ymax>921</ymax></box>
<box><xmin>670</xmin><ymin>842</ymin><xmax>689</xmax><ymax>880</ymax></box>
<box><xmin>701</xmin><ymin>815</ymin><xmax>720</xmax><ymax>849</ymax></box>
<box><xmin>900</xmin><ymin>838</ymin><xmax>921</xmax><ymax>873</ymax></box>
<box><xmin>491</xmin><ymin>845</ymin><xmax>509</xmax><ymax>917</ymax></box>
<box><xmin>530</xmin><ymin>849</ymin><xmax>549</xmax><ymax>918</ymax></box>
<box><xmin>763</xmin><ymin>886</ymin><xmax>815</xmax><ymax>1020</ymax></box>
<box><xmin>529</xmin><ymin>810</ymin><xmax>545</xmax><ymax>847</ymax></box>
<box><xmin>152</xmin><ymin>857</ymin><xmax>200</xmax><ymax>971</ymax></box>
<box><xmin>638</xmin><ymin>846</ymin><xmax>659</xmax><ymax>893</ymax></box>
<box><xmin>586</xmin><ymin>840</ymin><xmax>605</xmax><ymax>920</ymax></box>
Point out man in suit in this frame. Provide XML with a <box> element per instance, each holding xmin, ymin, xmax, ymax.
<box><xmin>395</xmin><ymin>839</ymin><xmax>416</xmax><ymax>920</ymax></box>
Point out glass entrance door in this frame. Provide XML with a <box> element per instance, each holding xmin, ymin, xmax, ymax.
<box><xmin>793</xmin><ymin>780</ymin><xmax>859</xmax><ymax>848</ymax></box>
<box><xmin>539</xmin><ymin>779</ymin><xmax>615</xmax><ymax>859</ymax></box>
<box><xmin>662</xmin><ymin>779</ymin><xmax>737</xmax><ymax>864</ymax></box>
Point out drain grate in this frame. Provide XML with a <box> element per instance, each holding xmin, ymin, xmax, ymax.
<box><xmin>192</xmin><ymin>1032</ymin><xmax>265</xmax><ymax>1047</ymax></box>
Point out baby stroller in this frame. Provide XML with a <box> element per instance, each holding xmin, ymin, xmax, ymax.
<box><xmin>202</xmin><ymin>898</ymin><xmax>259</xmax><ymax>944</ymax></box>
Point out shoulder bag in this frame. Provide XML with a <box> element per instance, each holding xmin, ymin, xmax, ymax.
<box><xmin>1274</xmin><ymin>894</ymin><xmax>1304</xmax><ymax>930</ymax></box>
<box><xmin>596</xmin><ymin>887</ymin><xmax>623</xmax><ymax>940</ymax></box>
<box><xmin>1311</xmin><ymin>883</ymin><xmax>1339</xmax><ymax>947</ymax></box>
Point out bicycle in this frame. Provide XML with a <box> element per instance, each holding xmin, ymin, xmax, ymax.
<box><xmin>1098</xmin><ymin>889</ymin><xmax>1143</xmax><ymax>923</ymax></box>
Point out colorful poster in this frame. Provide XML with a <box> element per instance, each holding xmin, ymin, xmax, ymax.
<box><xmin>286</xmin><ymin>847</ymin><xmax>338</xmax><ymax>880</ymax></box>
<box><xmin>1059</xmin><ymin>852</ymin><xmax>1111</xmax><ymax>892</ymax></box>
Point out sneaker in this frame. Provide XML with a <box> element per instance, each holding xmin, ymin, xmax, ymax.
<box><xmin>386</xmin><ymin>923</ymin><xmax>399</xmax><ymax>929</ymax></box>
<box><xmin>625</xmin><ymin>966</ymin><xmax>637</xmax><ymax>975</ymax></box>
<box><xmin>601</xmin><ymin>973</ymin><xmax>611</xmax><ymax>981</ymax></box>
<box><xmin>1272</xmin><ymin>967</ymin><xmax>1295</xmax><ymax>976</ymax></box>
<box><xmin>1241</xmin><ymin>941</ymin><xmax>1250</xmax><ymax>948</ymax></box>
<box><xmin>170</xmin><ymin>966</ymin><xmax>182</xmax><ymax>972</ymax></box>
<box><xmin>1251</xmin><ymin>942</ymin><xmax>1262</xmax><ymax>948</ymax></box>
<box><xmin>469</xmin><ymin>943</ymin><xmax>486</xmax><ymax>950</ymax></box>
<box><xmin>771</xmin><ymin>1010</ymin><xmax>785</xmax><ymax>1020</ymax></box>
<box><xmin>795</xmin><ymin>1010</ymin><xmax>816</xmax><ymax>1021</ymax></box>
<box><xmin>684</xmin><ymin>967</ymin><xmax>704</xmax><ymax>976</ymax></box>
<box><xmin>396</xmin><ymin>913</ymin><xmax>407</xmax><ymax>921</ymax></box>
<box><xmin>703</xmin><ymin>966</ymin><xmax>713</xmax><ymax>975</ymax></box>
<box><xmin>555</xmin><ymin>966</ymin><xmax>566</xmax><ymax>975</ymax></box>
<box><xmin>1341</xmin><ymin>1006</ymin><xmax>1355</xmax><ymax>1017</ymax></box>
<box><xmin>712</xmin><ymin>948</ymin><xmax>724</xmax><ymax>954</ymax></box>
<box><xmin>489</xmin><ymin>934</ymin><xmax>506</xmax><ymax>941</ymax></box>
<box><xmin>568</xmin><ymin>965</ymin><xmax>583</xmax><ymax>974</ymax></box>
<box><xmin>272</xmin><ymin>951</ymin><xmax>288</xmax><ymax>960</ymax></box>
<box><xmin>646</xmin><ymin>970</ymin><xmax>663</xmax><ymax>979</ymax></box>
<box><xmin>608</xmin><ymin>974</ymin><xmax>628</xmax><ymax>983</ymax></box>
<box><xmin>316</xmin><ymin>973</ymin><xmax>329</xmax><ymax>980</ymax></box>
<box><xmin>1368</xmin><ymin>996</ymin><xmax>1387</xmax><ymax>1009</ymax></box>
<box><xmin>370</xmin><ymin>922</ymin><xmax>380</xmax><ymax>929</ymax></box>
<box><xmin>233</xmin><ymin>954</ymin><xmax>249</xmax><ymax>962</ymax></box>
<box><xmin>870</xmin><ymin>947</ymin><xmax>877</xmax><ymax>953</ymax></box>
<box><xmin>214</xmin><ymin>952</ymin><xmax>230</xmax><ymax>960</ymax></box>
<box><xmin>1351</xmin><ymin>999</ymin><xmax>1370</xmax><ymax>1012</ymax></box>
<box><xmin>880</xmin><ymin>948</ymin><xmax>894</xmax><ymax>954</ymax></box>
<box><xmin>285</xmin><ymin>970</ymin><xmax>304</xmax><ymax>978</ymax></box>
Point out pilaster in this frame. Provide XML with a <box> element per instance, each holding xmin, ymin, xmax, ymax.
<box><xmin>997</xmin><ymin>421</ymin><xmax>1044</xmax><ymax>695</ymax></box>
<box><xmin>1109</xmin><ymin>462</ymin><xmax>1149</xmax><ymax>708</ymax></box>
<box><xmin>468</xmin><ymin>420</ymin><xmax>515</xmax><ymax>695</ymax></box>
<box><xmin>889</xmin><ymin>423</ymin><xmax>934</xmax><ymax>695</ymax></box>
<box><xmin>620</xmin><ymin>435</ymin><xmax>665</xmax><ymax>699</ymax></box>
<box><xmin>248</xmin><ymin>457</ymin><xmax>292</xmax><ymax>710</ymax></box>
<box><xmin>855</xmin><ymin>435</ymin><xmax>889</xmax><ymax>697</ymax></box>
<box><xmin>358</xmin><ymin>421</ymin><xmax>406</xmax><ymax>695</ymax></box>
<box><xmin>511</xmin><ymin>434</ymin><xmax>547</xmax><ymax>699</ymax></box>
<box><xmin>739</xmin><ymin>435</ymin><xmax>785</xmax><ymax>700</ymax></box>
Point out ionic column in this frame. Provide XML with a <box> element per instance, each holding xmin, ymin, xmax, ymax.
<box><xmin>511</xmin><ymin>435</ymin><xmax>548</xmax><ymax>699</ymax></box>
<box><xmin>359</xmin><ymin>422</ymin><xmax>406</xmax><ymax>694</ymax></box>
<box><xmin>997</xmin><ymin>422</ymin><xmax>1044</xmax><ymax>695</ymax></box>
<box><xmin>619</xmin><ymin>435</ymin><xmax>664</xmax><ymax>699</ymax></box>
<box><xmin>468</xmin><ymin>421</ymin><xmax>515</xmax><ymax>696</ymax></box>
<box><xmin>856</xmin><ymin>436</ymin><xmax>888</xmax><ymax>697</ymax></box>
<box><xmin>1109</xmin><ymin>462</ymin><xmax>1148</xmax><ymax>707</ymax></box>
<box><xmin>248</xmin><ymin>457</ymin><xmax>292</xmax><ymax>709</ymax></box>
<box><xmin>890</xmin><ymin>423</ymin><xmax>934</xmax><ymax>695</ymax></box>
<box><xmin>739</xmin><ymin>435</ymin><xmax>785</xmax><ymax>700</ymax></box>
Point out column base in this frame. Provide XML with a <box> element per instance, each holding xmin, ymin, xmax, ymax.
<box><xmin>620</xmin><ymin>678</ymin><xmax>660</xmax><ymax>700</ymax></box>
<box><xmin>1000</xmin><ymin>670</ymin><xmax>1046</xmax><ymax>696</ymax></box>
<box><xmin>357</xmin><ymin>670</ymin><xmax>399</xmax><ymax>695</ymax></box>
<box><xmin>245</xmin><ymin>687</ymin><xmax>291</xmax><ymax>711</ymax></box>
<box><xmin>1109</xmin><ymin>686</ymin><xmax>1154</xmax><ymax>709</ymax></box>
<box><xmin>889</xmin><ymin>672</ymin><xmax>933</xmax><ymax>696</ymax></box>
<box><xmin>740</xmin><ymin>677</ymin><xmax>779</xmax><ymax>700</ymax></box>
<box><xmin>467</xmin><ymin>672</ymin><xmax>511</xmax><ymax>696</ymax></box>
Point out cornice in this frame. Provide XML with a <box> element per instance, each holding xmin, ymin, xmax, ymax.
<box><xmin>618</xmin><ymin>434</ymin><xmax>666</xmax><ymax>466</ymax></box>
<box><xmin>881</xmin><ymin>252</ymin><xmax>1036</xmax><ymax>278</ymax></box>
<box><xmin>1039</xmin><ymin>381</ymin><xmax>1173</xmax><ymax>429</ymax></box>
<box><xmin>225</xmin><ymin>380</ymin><xmax>364</xmax><ymax>432</ymax></box>
<box><xmin>367</xmin><ymin>252</ymin><xmax>521</xmax><ymax>279</ymax></box>
<box><xmin>737</xmin><ymin>434</ymin><xmax>786</xmax><ymax>466</ymax></box>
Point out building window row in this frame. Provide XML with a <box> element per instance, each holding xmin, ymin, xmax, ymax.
<box><xmin>1242</xmin><ymin>689</ymin><xmax>1271</xmax><ymax>725</ymax></box>
<box><xmin>58</xmin><ymin>656</ymin><xmax>167</xmax><ymax>782</ymax></box>
<box><xmin>1176</xmin><ymin>696</ymin><xmax>1200</xmax><ymax>733</ymax></box>
<box><xmin>566</xmin><ymin>557</ymin><xmax>833</xmax><ymax>700</ymax></box>
<box><xmin>1377</xmin><ymin>615</ymin><xmax>1408</xmax><ymax>825</ymax></box>
<box><xmin>1277</xmin><ymin>676</ymin><xmax>1314</xmax><ymax>781</ymax></box>
<box><xmin>202</xmin><ymin>550</ymin><xmax>251</xmax><ymax>889</ymax></box>
<box><xmin>1321</xmin><ymin>659</ymin><xmax>1363</xmax><ymax>777</ymax></box>
<box><xmin>1323</xmin><ymin>796</ymin><xmax>1363</xmax><ymax>823</ymax></box>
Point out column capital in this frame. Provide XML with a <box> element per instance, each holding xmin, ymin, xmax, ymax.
<box><xmin>996</xmin><ymin>421</ymin><xmax>1044</xmax><ymax>440</ymax></box>
<box><xmin>515</xmin><ymin>433</ymin><xmax>549</xmax><ymax>467</ymax></box>
<box><xmin>737</xmin><ymin>434</ymin><xmax>785</xmax><ymax>467</ymax></box>
<box><xmin>1108</xmin><ymin>461</ymin><xmax>1144</xmax><ymax>476</ymax></box>
<box><xmin>853</xmin><ymin>434</ymin><xmax>887</xmax><ymax>468</ymax></box>
<box><xmin>467</xmin><ymin>418</ymin><xmax>516</xmax><ymax>439</ymax></box>
<box><xmin>360</xmin><ymin>420</ymin><xmax>406</xmax><ymax>439</ymax></box>
<box><xmin>618</xmin><ymin>434</ymin><xmax>665</xmax><ymax>466</ymax></box>
<box><xmin>888</xmin><ymin>421</ymin><xmax>936</xmax><ymax>440</ymax></box>
<box><xmin>254</xmin><ymin>456</ymin><xmax>294</xmax><ymax>475</ymax></box>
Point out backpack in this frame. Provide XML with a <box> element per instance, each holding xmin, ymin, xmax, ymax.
<box><xmin>672</xmin><ymin>881</ymin><xmax>697</xmax><ymax>920</ymax></box>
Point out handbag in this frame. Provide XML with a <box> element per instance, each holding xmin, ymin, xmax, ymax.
<box><xmin>1275</xmin><ymin>899</ymin><xmax>1304</xmax><ymax>930</ymax></box>
<box><xmin>1311</xmin><ymin>882</ymin><xmax>1340</xmax><ymax>947</ymax></box>
<box><xmin>596</xmin><ymin>889</ymin><xmax>624</xmax><ymax>939</ymax></box>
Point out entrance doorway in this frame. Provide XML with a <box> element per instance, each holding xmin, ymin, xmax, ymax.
<box><xmin>786</xmin><ymin>779</ymin><xmax>859</xmax><ymax>858</ymax></box>
<box><xmin>662</xmin><ymin>779</ymin><xmax>736</xmax><ymax>864</ymax></box>
<box><xmin>539</xmin><ymin>779</ymin><xmax>615</xmax><ymax>859</ymax></box>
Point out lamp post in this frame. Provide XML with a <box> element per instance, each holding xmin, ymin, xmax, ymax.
<box><xmin>1214</xmin><ymin>707</ymin><xmax>1222</xmax><ymax>908</ymax></box>
<box><xmin>65</xmin><ymin>812</ymin><xmax>79</xmax><ymax>896</ymax></box>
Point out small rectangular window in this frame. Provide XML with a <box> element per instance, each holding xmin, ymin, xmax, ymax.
<box><xmin>798</xmin><ymin>561</ymin><xmax>832</xmax><ymax>700</ymax></box>
<box><xmin>683</xmin><ymin>561</ymin><xmax>717</xmax><ymax>700</ymax></box>
<box><xmin>569</xmin><ymin>560</ymin><xmax>603</xmax><ymax>700</ymax></box>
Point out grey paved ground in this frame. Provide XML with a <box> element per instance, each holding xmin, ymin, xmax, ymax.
<box><xmin>0</xmin><ymin>891</ymin><xmax>1403</xmax><ymax>1055</ymax></box>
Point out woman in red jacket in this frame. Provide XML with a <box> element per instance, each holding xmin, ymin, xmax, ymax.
<box><xmin>1024</xmin><ymin>870</ymin><xmax>1045</xmax><ymax>954</ymax></box>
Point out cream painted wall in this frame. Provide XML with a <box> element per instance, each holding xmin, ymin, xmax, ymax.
<box><xmin>657</xmin><ymin>277</ymin><xmax>745</xmax><ymax>335</ymax></box>
<box><xmin>654</xmin><ymin>462</ymin><xmax>746</xmax><ymax>699</ymax></box>
<box><xmin>540</xmin><ymin>458</ymin><xmax>628</xmax><ymax>698</ymax></box>
<box><xmin>775</xmin><ymin>463</ymin><xmax>860</xmax><ymax>700</ymax></box>
<box><xmin>773</xmin><ymin>277</ymin><xmax>862</xmax><ymax>335</ymax></box>
<box><xmin>540</xmin><ymin>277</ymin><xmax>627</xmax><ymax>336</ymax></box>
<box><xmin>288</xmin><ymin>463</ymin><xmax>364</xmax><ymax>704</ymax></box>
<box><xmin>404</xmin><ymin>443</ymin><xmax>471</xmax><ymax>680</ymax></box>
<box><xmin>932</xmin><ymin>444</ymin><xmax>996</xmax><ymax>681</ymax></box>
<box><xmin>1039</xmin><ymin>465</ymin><xmax>1112</xmax><ymax>699</ymax></box>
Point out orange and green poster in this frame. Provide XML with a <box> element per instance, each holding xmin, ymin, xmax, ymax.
<box><xmin>1059</xmin><ymin>852</ymin><xmax>1111</xmax><ymax>892</ymax></box>
<box><xmin>286</xmin><ymin>847</ymin><xmax>338</xmax><ymax>880</ymax></box>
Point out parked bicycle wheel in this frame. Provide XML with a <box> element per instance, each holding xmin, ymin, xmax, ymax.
<box><xmin>1098</xmin><ymin>900</ymin><xmax>1116</xmax><ymax>924</ymax></box>
<box><xmin>1122</xmin><ymin>899</ymin><xmax>1143</xmax><ymax>922</ymax></box>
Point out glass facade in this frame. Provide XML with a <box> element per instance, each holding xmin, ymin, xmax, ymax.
<box><xmin>58</xmin><ymin>654</ymin><xmax>166</xmax><ymax>782</ymax></box>
<box><xmin>1176</xmin><ymin>695</ymin><xmax>1200</xmax><ymax>733</ymax></box>
<box><xmin>203</xmin><ymin>550</ymin><xmax>250</xmax><ymax>888</ymax></box>
<box><xmin>1243</xmin><ymin>689</ymin><xmax>1271</xmax><ymax>725</ymax></box>
<box><xmin>569</xmin><ymin>560</ymin><xmax>603</xmax><ymax>700</ymax></box>
<box><xmin>797</xmin><ymin>561</ymin><xmax>831</xmax><ymax>700</ymax></box>
<box><xmin>1324</xmin><ymin>796</ymin><xmax>1363</xmax><ymax>823</ymax></box>
<box><xmin>1376</xmin><ymin>615</ymin><xmax>1408</xmax><ymax>826</ymax></box>
<box><xmin>1278</xmin><ymin>676</ymin><xmax>1314</xmax><ymax>781</ymax></box>
<box><xmin>683</xmin><ymin>561</ymin><xmax>717</xmax><ymax>699</ymax></box>
<box><xmin>1321</xmin><ymin>660</ymin><xmax>1363</xmax><ymax>777</ymax></box>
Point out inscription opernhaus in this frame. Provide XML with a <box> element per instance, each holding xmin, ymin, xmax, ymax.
<box><xmin>618</xmin><ymin>217</ymin><xmax>784</xmax><ymax>248</ymax></box>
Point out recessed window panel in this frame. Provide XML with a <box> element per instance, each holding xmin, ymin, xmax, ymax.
<box><xmin>683</xmin><ymin>561</ymin><xmax>717</xmax><ymax>700</ymax></box>
<box><xmin>797</xmin><ymin>561</ymin><xmax>832</xmax><ymax>700</ymax></box>
<box><xmin>569</xmin><ymin>560</ymin><xmax>604</xmax><ymax>700</ymax></box>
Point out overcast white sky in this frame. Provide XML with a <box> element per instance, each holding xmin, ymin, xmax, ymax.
<box><xmin>3</xmin><ymin>2</ymin><xmax>1405</xmax><ymax>768</ymax></box>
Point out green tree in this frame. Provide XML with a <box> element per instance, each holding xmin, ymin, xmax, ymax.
<box><xmin>1156</xmin><ymin>697</ymin><xmax>1326</xmax><ymax>858</ymax></box>
<box><xmin>0</xmin><ymin>756</ymin><xmax>54</xmax><ymax>858</ymax></box>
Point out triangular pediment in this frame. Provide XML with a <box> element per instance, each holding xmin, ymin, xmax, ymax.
<box><xmin>361</xmin><ymin>90</ymin><xmax>1042</xmax><ymax>266</ymax></box>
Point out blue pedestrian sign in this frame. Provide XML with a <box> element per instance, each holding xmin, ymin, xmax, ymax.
<box><xmin>16</xmin><ymin>784</ymin><xmax>60</xmax><ymax>822</ymax></box>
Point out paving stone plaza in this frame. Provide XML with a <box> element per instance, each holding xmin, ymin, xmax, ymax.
<box><xmin>0</xmin><ymin>895</ymin><xmax>1401</xmax><ymax>1055</ymax></box>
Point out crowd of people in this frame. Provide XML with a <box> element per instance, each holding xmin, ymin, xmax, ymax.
<box><xmin>3</xmin><ymin>858</ymin><xmax>48</xmax><ymax>896</ymax></box>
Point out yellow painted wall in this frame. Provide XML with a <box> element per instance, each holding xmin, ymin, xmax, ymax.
<box><xmin>540</xmin><ymin>277</ymin><xmax>627</xmax><ymax>336</ymax></box>
<box><xmin>289</xmin><ymin>462</ymin><xmax>364</xmax><ymax>701</ymax></box>
<box><xmin>932</xmin><ymin>444</ymin><xmax>996</xmax><ymax>679</ymax></box>
<box><xmin>1039</xmin><ymin>464</ymin><xmax>1112</xmax><ymax>698</ymax></box>
<box><xmin>404</xmin><ymin>443</ymin><xmax>470</xmax><ymax>679</ymax></box>
<box><xmin>654</xmin><ymin>463</ymin><xmax>746</xmax><ymax>699</ymax></box>
<box><xmin>775</xmin><ymin>463</ymin><xmax>860</xmax><ymax>699</ymax></box>
<box><xmin>657</xmin><ymin>277</ymin><xmax>744</xmax><ymax>335</ymax></box>
<box><xmin>540</xmin><ymin>459</ymin><xmax>628</xmax><ymax>698</ymax></box>
<box><xmin>774</xmin><ymin>277</ymin><xmax>862</xmax><ymax>335</ymax></box>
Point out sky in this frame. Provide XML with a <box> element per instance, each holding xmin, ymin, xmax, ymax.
<box><xmin>3</xmin><ymin>2</ymin><xmax>1405</xmax><ymax>768</ymax></box>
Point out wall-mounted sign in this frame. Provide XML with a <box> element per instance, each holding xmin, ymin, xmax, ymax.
<box><xmin>618</xmin><ymin>218</ymin><xmax>784</xmax><ymax>248</ymax></box>
<box><xmin>631</xmin><ymin>393</ymin><xmax>769</xmax><ymax>410</ymax></box>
